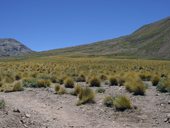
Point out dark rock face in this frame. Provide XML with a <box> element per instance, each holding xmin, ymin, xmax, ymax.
<box><xmin>0</xmin><ymin>38</ymin><xmax>33</xmax><ymax>57</ymax></box>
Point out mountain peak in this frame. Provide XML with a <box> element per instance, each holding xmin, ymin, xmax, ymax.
<box><xmin>0</xmin><ymin>38</ymin><xmax>33</xmax><ymax>57</ymax></box>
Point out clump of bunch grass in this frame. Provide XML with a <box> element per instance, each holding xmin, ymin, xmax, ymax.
<box><xmin>50</xmin><ymin>75</ymin><xmax>57</xmax><ymax>83</ymax></box>
<box><xmin>55</xmin><ymin>84</ymin><xmax>66</xmax><ymax>95</ymax></box>
<box><xmin>64</xmin><ymin>78</ymin><xmax>74</xmax><ymax>88</ymax></box>
<box><xmin>4</xmin><ymin>76</ymin><xmax>15</xmax><ymax>83</ymax></box>
<box><xmin>139</xmin><ymin>72</ymin><xmax>152</xmax><ymax>81</ymax></box>
<box><xmin>100</xmin><ymin>74</ymin><xmax>107</xmax><ymax>81</ymax></box>
<box><xmin>157</xmin><ymin>78</ymin><xmax>170</xmax><ymax>93</ymax></box>
<box><xmin>77</xmin><ymin>87</ymin><xmax>95</xmax><ymax>105</ymax></box>
<box><xmin>113</xmin><ymin>96</ymin><xmax>132</xmax><ymax>111</ymax></box>
<box><xmin>89</xmin><ymin>77</ymin><xmax>100</xmax><ymax>87</ymax></box>
<box><xmin>125</xmin><ymin>76</ymin><xmax>146</xmax><ymax>95</ymax></box>
<box><xmin>37</xmin><ymin>79</ymin><xmax>51</xmax><ymax>88</ymax></box>
<box><xmin>151</xmin><ymin>75</ymin><xmax>160</xmax><ymax>86</ymax></box>
<box><xmin>109</xmin><ymin>76</ymin><xmax>118</xmax><ymax>86</ymax></box>
<box><xmin>116</xmin><ymin>75</ymin><xmax>125</xmax><ymax>86</ymax></box>
<box><xmin>22</xmin><ymin>77</ymin><xmax>37</xmax><ymax>88</ymax></box>
<box><xmin>103</xmin><ymin>96</ymin><xmax>114</xmax><ymax>107</ymax></box>
<box><xmin>0</xmin><ymin>99</ymin><xmax>5</xmax><ymax>109</ymax></box>
<box><xmin>0</xmin><ymin>81</ymin><xmax>3</xmax><ymax>88</ymax></box>
<box><xmin>15</xmin><ymin>73</ymin><xmax>22</xmax><ymax>80</ymax></box>
<box><xmin>96</xmin><ymin>88</ymin><xmax>105</xmax><ymax>93</ymax></box>
<box><xmin>76</xmin><ymin>74</ymin><xmax>86</xmax><ymax>82</ymax></box>
<box><xmin>70</xmin><ymin>84</ymin><xmax>82</xmax><ymax>96</ymax></box>
<box><xmin>13</xmin><ymin>82</ymin><xmax>24</xmax><ymax>91</ymax></box>
<box><xmin>55</xmin><ymin>84</ymin><xmax>60</xmax><ymax>92</ymax></box>
<box><xmin>74</xmin><ymin>84</ymin><xmax>82</xmax><ymax>96</ymax></box>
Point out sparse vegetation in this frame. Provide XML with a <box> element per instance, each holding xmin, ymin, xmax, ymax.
<box><xmin>152</xmin><ymin>75</ymin><xmax>160</xmax><ymax>86</ymax></box>
<box><xmin>55</xmin><ymin>84</ymin><xmax>60</xmax><ymax>93</ymax></box>
<box><xmin>37</xmin><ymin>79</ymin><xmax>51</xmax><ymax>88</ymax></box>
<box><xmin>22</xmin><ymin>78</ymin><xmax>37</xmax><ymax>88</ymax></box>
<box><xmin>13</xmin><ymin>82</ymin><xmax>24</xmax><ymax>91</ymax></box>
<box><xmin>64</xmin><ymin>78</ymin><xmax>74</xmax><ymax>88</ymax></box>
<box><xmin>76</xmin><ymin>74</ymin><xmax>86</xmax><ymax>82</ymax></box>
<box><xmin>109</xmin><ymin>77</ymin><xmax>118</xmax><ymax>86</ymax></box>
<box><xmin>157</xmin><ymin>78</ymin><xmax>170</xmax><ymax>93</ymax></box>
<box><xmin>125</xmin><ymin>78</ymin><xmax>146</xmax><ymax>95</ymax></box>
<box><xmin>77</xmin><ymin>87</ymin><xmax>95</xmax><ymax>105</ymax></box>
<box><xmin>103</xmin><ymin>96</ymin><xmax>113</xmax><ymax>107</ymax></box>
<box><xmin>0</xmin><ymin>99</ymin><xmax>5</xmax><ymax>109</ymax></box>
<box><xmin>74</xmin><ymin>84</ymin><xmax>82</xmax><ymax>96</ymax></box>
<box><xmin>89</xmin><ymin>77</ymin><xmax>100</xmax><ymax>87</ymax></box>
<box><xmin>96</xmin><ymin>88</ymin><xmax>105</xmax><ymax>93</ymax></box>
<box><xmin>113</xmin><ymin>96</ymin><xmax>132</xmax><ymax>111</ymax></box>
<box><xmin>55</xmin><ymin>85</ymin><xmax>66</xmax><ymax>95</ymax></box>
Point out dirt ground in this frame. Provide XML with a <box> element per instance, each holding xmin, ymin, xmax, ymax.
<box><xmin>0</xmin><ymin>82</ymin><xmax>170</xmax><ymax>128</ymax></box>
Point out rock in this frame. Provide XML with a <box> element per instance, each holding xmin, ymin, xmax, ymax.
<box><xmin>160</xmin><ymin>103</ymin><xmax>164</xmax><ymax>107</ymax></box>
<box><xmin>25</xmin><ymin>114</ymin><xmax>31</xmax><ymax>118</ymax></box>
<box><xmin>20</xmin><ymin>119</ymin><xmax>24</xmax><ymax>124</ymax></box>
<box><xmin>13</xmin><ymin>108</ymin><xmax>20</xmax><ymax>113</ymax></box>
<box><xmin>155</xmin><ymin>94</ymin><xmax>159</xmax><ymax>96</ymax></box>
<box><xmin>168</xmin><ymin>101</ymin><xmax>170</xmax><ymax>104</ymax></box>
<box><xmin>23</xmin><ymin>124</ymin><xmax>28</xmax><ymax>128</ymax></box>
<box><xmin>164</xmin><ymin>113</ymin><xmax>170</xmax><ymax>123</ymax></box>
<box><xmin>164</xmin><ymin>118</ymin><xmax>168</xmax><ymax>122</ymax></box>
<box><xmin>167</xmin><ymin>113</ymin><xmax>170</xmax><ymax>119</ymax></box>
<box><xmin>133</xmin><ymin>105</ymin><xmax>138</xmax><ymax>109</ymax></box>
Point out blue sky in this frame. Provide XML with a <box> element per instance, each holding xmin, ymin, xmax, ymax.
<box><xmin>0</xmin><ymin>0</ymin><xmax>170</xmax><ymax>51</ymax></box>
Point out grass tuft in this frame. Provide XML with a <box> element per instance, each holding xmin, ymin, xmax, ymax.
<box><xmin>77</xmin><ymin>87</ymin><xmax>95</xmax><ymax>105</ymax></box>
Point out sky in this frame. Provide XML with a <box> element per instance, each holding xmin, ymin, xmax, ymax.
<box><xmin>0</xmin><ymin>0</ymin><xmax>170</xmax><ymax>51</ymax></box>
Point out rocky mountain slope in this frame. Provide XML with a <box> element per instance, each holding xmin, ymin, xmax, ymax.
<box><xmin>39</xmin><ymin>16</ymin><xmax>170</xmax><ymax>59</ymax></box>
<box><xmin>0</xmin><ymin>38</ymin><xmax>33</xmax><ymax>57</ymax></box>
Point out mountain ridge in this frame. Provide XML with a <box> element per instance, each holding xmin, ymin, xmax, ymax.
<box><xmin>0</xmin><ymin>16</ymin><xmax>170</xmax><ymax>59</ymax></box>
<box><xmin>37</xmin><ymin>16</ymin><xmax>170</xmax><ymax>59</ymax></box>
<box><xmin>0</xmin><ymin>38</ymin><xmax>33</xmax><ymax>57</ymax></box>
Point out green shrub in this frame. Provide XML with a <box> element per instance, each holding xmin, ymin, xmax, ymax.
<box><xmin>103</xmin><ymin>96</ymin><xmax>113</xmax><ymax>107</ymax></box>
<box><xmin>109</xmin><ymin>77</ymin><xmax>118</xmax><ymax>86</ymax></box>
<box><xmin>89</xmin><ymin>77</ymin><xmax>100</xmax><ymax>87</ymax></box>
<box><xmin>113</xmin><ymin>96</ymin><xmax>131</xmax><ymax>111</ymax></box>
<box><xmin>157</xmin><ymin>78</ymin><xmax>170</xmax><ymax>93</ymax></box>
<box><xmin>0</xmin><ymin>99</ymin><xmax>5</xmax><ymax>109</ymax></box>
<box><xmin>77</xmin><ymin>87</ymin><xmax>95</xmax><ymax>105</ymax></box>
<box><xmin>64</xmin><ymin>78</ymin><xmax>74</xmax><ymax>88</ymax></box>
<box><xmin>151</xmin><ymin>75</ymin><xmax>160</xmax><ymax>86</ymax></box>
<box><xmin>13</xmin><ymin>82</ymin><xmax>24</xmax><ymax>91</ymax></box>
<box><xmin>96</xmin><ymin>88</ymin><xmax>105</xmax><ymax>93</ymax></box>
<box><xmin>22</xmin><ymin>78</ymin><xmax>37</xmax><ymax>88</ymax></box>
<box><xmin>37</xmin><ymin>79</ymin><xmax>51</xmax><ymax>88</ymax></box>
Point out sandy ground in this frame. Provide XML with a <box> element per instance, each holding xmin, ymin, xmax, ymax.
<box><xmin>0</xmin><ymin>82</ymin><xmax>170</xmax><ymax>128</ymax></box>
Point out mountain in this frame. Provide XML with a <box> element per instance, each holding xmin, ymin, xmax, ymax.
<box><xmin>0</xmin><ymin>38</ymin><xmax>33</xmax><ymax>57</ymax></box>
<box><xmin>39</xmin><ymin>16</ymin><xmax>170</xmax><ymax>59</ymax></box>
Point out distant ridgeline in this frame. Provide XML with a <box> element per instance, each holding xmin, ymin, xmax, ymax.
<box><xmin>1</xmin><ymin>16</ymin><xmax>170</xmax><ymax>59</ymax></box>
